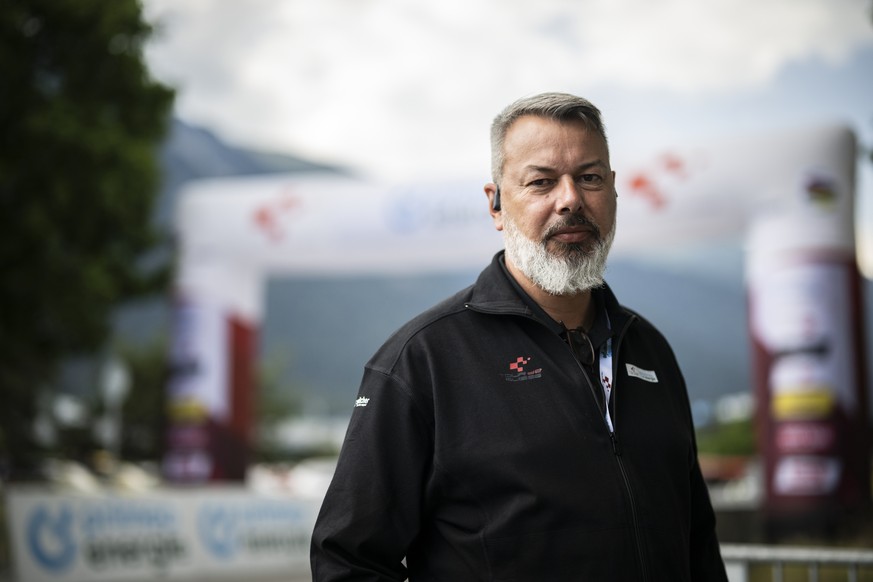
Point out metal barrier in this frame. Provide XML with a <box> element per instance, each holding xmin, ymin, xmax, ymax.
<box><xmin>721</xmin><ymin>544</ymin><xmax>873</xmax><ymax>582</ymax></box>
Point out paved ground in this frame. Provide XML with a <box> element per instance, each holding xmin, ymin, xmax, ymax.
<box><xmin>0</xmin><ymin>569</ymin><xmax>313</xmax><ymax>582</ymax></box>
<box><xmin>188</xmin><ymin>575</ymin><xmax>310</xmax><ymax>582</ymax></box>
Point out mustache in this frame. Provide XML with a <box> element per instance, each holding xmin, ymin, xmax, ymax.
<box><xmin>542</xmin><ymin>214</ymin><xmax>602</xmax><ymax>243</ymax></box>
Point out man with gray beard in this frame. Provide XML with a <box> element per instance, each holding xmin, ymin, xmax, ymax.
<box><xmin>312</xmin><ymin>93</ymin><xmax>728</xmax><ymax>581</ymax></box>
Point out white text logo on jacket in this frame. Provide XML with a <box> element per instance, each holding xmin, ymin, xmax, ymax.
<box><xmin>626</xmin><ymin>364</ymin><xmax>658</xmax><ymax>383</ymax></box>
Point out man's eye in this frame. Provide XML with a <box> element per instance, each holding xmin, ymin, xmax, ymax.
<box><xmin>528</xmin><ymin>179</ymin><xmax>552</xmax><ymax>188</ymax></box>
<box><xmin>578</xmin><ymin>174</ymin><xmax>604</xmax><ymax>188</ymax></box>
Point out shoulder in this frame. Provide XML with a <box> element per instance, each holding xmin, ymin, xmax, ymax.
<box><xmin>613</xmin><ymin>300</ymin><xmax>682</xmax><ymax>366</ymax></box>
<box><xmin>624</xmin><ymin>307</ymin><xmax>668</xmax><ymax>343</ymax></box>
<box><xmin>600</xmin><ymin>284</ymin><xmax>674</xmax><ymax>353</ymax></box>
<box><xmin>366</xmin><ymin>284</ymin><xmax>476</xmax><ymax>372</ymax></box>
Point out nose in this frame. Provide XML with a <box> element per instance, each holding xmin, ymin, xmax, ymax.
<box><xmin>555</xmin><ymin>175</ymin><xmax>584</xmax><ymax>214</ymax></box>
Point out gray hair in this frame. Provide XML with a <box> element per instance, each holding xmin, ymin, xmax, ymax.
<box><xmin>490</xmin><ymin>92</ymin><xmax>608</xmax><ymax>184</ymax></box>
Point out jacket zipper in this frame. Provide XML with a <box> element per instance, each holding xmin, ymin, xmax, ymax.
<box><xmin>465</xmin><ymin>303</ymin><xmax>650</xmax><ymax>580</ymax></box>
<box><xmin>609</xmin><ymin>315</ymin><xmax>650</xmax><ymax>582</ymax></box>
<box><xmin>561</xmin><ymin>312</ymin><xmax>650</xmax><ymax>582</ymax></box>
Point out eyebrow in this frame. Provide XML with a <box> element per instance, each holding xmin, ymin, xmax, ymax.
<box><xmin>522</xmin><ymin>160</ymin><xmax>609</xmax><ymax>175</ymax></box>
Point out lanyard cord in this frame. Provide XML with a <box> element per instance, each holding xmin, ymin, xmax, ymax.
<box><xmin>599</xmin><ymin>338</ymin><xmax>614</xmax><ymax>432</ymax></box>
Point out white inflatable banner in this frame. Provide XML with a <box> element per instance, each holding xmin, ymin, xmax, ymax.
<box><xmin>175</xmin><ymin>124</ymin><xmax>856</xmax><ymax>296</ymax></box>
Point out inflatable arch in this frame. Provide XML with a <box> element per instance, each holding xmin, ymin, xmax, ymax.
<box><xmin>165</xmin><ymin>124</ymin><xmax>869</xmax><ymax>526</ymax></box>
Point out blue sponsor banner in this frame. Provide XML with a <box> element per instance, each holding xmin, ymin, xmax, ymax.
<box><xmin>5</xmin><ymin>486</ymin><xmax>318</xmax><ymax>582</ymax></box>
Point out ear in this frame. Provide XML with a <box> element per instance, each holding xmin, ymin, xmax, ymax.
<box><xmin>612</xmin><ymin>171</ymin><xmax>618</xmax><ymax>197</ymax></box>
<box><xmin>484</xmin><ymin>183</ymin><xmax>504</xmax><ymax>231</ymax></box>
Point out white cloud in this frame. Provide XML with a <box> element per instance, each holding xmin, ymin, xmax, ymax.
<box><xmin>579</xmin><ymin>0</ymin><xmax>870</xmax><ymax>91</ymax></box>
<box><xmin>142</xmin><ymin>0</ymin><xmax>873</xmax><ymax>179</ymax></box>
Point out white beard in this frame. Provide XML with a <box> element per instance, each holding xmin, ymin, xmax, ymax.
<box><xmin>503</xmin><ymin>213</ymin><xmax>615</xmax><ymax>295</ymax></box>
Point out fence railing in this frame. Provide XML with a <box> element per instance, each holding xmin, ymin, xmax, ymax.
<box><xmin>721</xmin><ymin>544</ymin><xmax>873</xmax><ymax>582</ymax></box>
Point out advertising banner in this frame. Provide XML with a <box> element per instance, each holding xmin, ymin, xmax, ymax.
<box><xmin>164</xmin><ymin>295</ymin><xmax>257</xmax><ymax>483</ymax></box>
<box><xmin>5</xmin><ymin>486</ymin><xmax>318</xmax><ymax>582</ymax></box>
<box><xmin>748</xmin><ymin>209</ymin><xmax>870</xmax><ymax>528</ymax></box>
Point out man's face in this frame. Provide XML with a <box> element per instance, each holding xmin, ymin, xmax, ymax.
<box><xmin>486</xmin><ymin>115</ymin><xmax>617</xmax><ymax>294</ymax></box>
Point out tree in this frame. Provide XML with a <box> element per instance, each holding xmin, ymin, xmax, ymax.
<box><xmin>115</xmin><ymin>337</ymin><xmax>170</xmax><ymax>462</ymax></box>
<box><xmin>0</xmin><ymin>0</ymin><xmax>174</xmax><ymax>479</ymax></box>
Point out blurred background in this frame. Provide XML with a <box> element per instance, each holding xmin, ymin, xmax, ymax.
<box><xmin>2</xmin><ymin>0</ymin><xmax>873</xmax><ymax>581</ymax></box>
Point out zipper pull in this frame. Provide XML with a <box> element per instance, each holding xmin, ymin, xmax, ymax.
<box><xmin>610</xmin><ymin>432</ymin><xmax>622</xmax><ymax>456</ymax></box>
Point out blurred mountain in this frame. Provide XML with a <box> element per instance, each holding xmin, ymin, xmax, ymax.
<box><xmin>153</xmin><ymin>119</ymin><xmax>347</xmax><ymax>227</ymax></box>
<box><xmin>112</xmin><ymin>120</ymin><xmax>873</xmax><ymax>423</ymax></box>
<box><xmin>261</xmin><ymin>243</ymin><xmax>873</xmax><ymax>422</ymax></box>
<box><xmin>260</xmin><ymin>258</ymin><xmax>755</xmax><ymax>419</ymax></box>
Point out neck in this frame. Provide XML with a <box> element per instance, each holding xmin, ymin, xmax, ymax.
<box><xmin>505</xmin><ymin>259</ymin><xmax>595</xmax><ymax>330</ymax></box>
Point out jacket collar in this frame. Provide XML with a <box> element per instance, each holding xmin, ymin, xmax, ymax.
<box><xmin>467</xmin><ymin>251</ymin><xmax>633</xmax><ymax>343</ymax></box>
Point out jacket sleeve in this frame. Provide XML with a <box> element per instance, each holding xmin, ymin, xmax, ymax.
<box><xmin>310</xmin><ymin>366</ymin><xmax>433</xmax><ymax>581</ymax></box>
<box><xmin>664</xmin><ymin>330</ymin><xmax>728</xmax><ymax>582</ymax></box>
<box><xmin>688</xmin><ymin>456</ymin><xmax>729</xmax><ymax>581</ymax></box>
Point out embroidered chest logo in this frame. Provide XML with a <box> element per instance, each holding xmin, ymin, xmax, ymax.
<box><xmin>355</xmin><ymin>396</ymin><xmax>370</xmax><ymax>407</ymax></box>
<box><xmin>502</xmin><ymin>356</ymin><xmax>543</xmax><ymax>382</ymax></box>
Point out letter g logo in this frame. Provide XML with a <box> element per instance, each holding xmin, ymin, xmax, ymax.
<box><xmin>27</xmin><ymin>505</ymin><xmax>77</xmax><ymax>572</ymax></box>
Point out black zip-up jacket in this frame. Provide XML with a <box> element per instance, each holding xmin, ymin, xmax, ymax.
<box><xmin>311</xmin><ymin>252</ymin><xmax>728</xmax><ymax>581</ymax></box>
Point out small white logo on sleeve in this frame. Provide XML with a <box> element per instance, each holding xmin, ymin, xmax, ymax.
<box><xmin>355</xmin><ymin>397</ymin><xmax>370</xmax><ymax>407</ymax></box>
<box><xmin>626</xmin><ymin>364</ymin><xmax>658</xmax><ymax>383</ymax></box>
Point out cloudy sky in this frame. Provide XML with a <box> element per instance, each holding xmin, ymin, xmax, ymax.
<box><xmin>142</xmin><ymin>0</ymin><xmax>873</xmax><ymax>271</ymax></box>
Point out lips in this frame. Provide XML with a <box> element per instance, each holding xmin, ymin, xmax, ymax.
<box><xmin>545</xmin><ymin>216</ymin><xmax>601</xmax><ymax>245</ymax></box>
<box><xmin>549</xmin><ymin>226</ymin><xmax>594</xmax><ymax>244</ymax></box>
